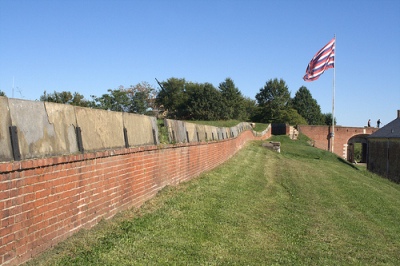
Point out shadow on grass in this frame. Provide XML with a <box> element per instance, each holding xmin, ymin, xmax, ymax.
<box><xmin>337</xmin><ymin>157</ymin><xmax>359</xmax><ymax>170</ymax></box>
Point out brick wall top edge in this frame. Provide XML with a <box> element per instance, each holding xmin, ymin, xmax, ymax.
<box><xmin>298</xmin><ymin>125</ymin><xmax>377</xmax><ymax>130</ymax></box>
<box><xmin>0</xmin><ymin>145</ymin><xmax>154</xmax><ymax>173</ymax></box>
<box><xmin>0</xmin><ymin>128</ymin><xmax>267</xmax><ymax>174</ymax></box>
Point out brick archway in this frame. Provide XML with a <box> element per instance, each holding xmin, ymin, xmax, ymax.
<box><xmin>347</xmin><ymin>134</ymin><xmax>369</xmax><ymax>163</ymax></box>
<box><xmin>297</xmin><ymin>125</ymin><xmax>377</xmax><ymax>158</ymax></box>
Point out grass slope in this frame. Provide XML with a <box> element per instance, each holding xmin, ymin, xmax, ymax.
<box><xmin>26</xmin><ymin>135</ymin><xmax>400</xmax><ymax>265</ymax></box>
<box><xmin>187</xmin><ymin>120</ymin><xmax>269</xmax><ymax>132</ymax></box>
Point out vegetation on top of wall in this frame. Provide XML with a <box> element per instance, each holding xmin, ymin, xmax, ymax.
<box><xmin>188</xmin><ymin>120</ymin><xmax>243</xmax><ymax>128</ymax></box>
<box><xmin>186</xmin><ymin>120</ymin><xmax>269</xmax><ymax>132</ymax></box>
<box><xmin>252</xmin><ymin>123</ymin><xmax>270</xmax><ymax>132</ymax></box>
<box><xmin>157</xmin><ymin>119</ymin><xmax>169</xmax><ymax>144</ymax></box>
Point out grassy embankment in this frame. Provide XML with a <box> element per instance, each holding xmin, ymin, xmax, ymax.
<box><xmin>25</xmin><ymin>134</ymin><xmax>400</xmax><ymax>265</ymax></box>
<box><xmin>188</xmin><ymin>119</ymin><xmax>269</xmax><ymax>132</ymax></box>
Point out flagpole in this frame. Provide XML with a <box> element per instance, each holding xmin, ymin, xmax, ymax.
<box><xmin>331</xmin><ymin>34</ymin><xmax>336</xmax><ymax>153</ymax></box>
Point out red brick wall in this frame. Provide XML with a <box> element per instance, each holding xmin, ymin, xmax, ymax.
<box><xmin>298</xmin><ymin>125</ymin><xmax>377</xmax><ymax>158</ymax></box>
<box><xmin>0</xmin><ymin>129</ymin><xmax>270</xmax><ymax>265</ymax></box>
<box><xmin>297</xmin><ymin>125</ymin><xmax>330</xmax><ymax>151</ymax></box>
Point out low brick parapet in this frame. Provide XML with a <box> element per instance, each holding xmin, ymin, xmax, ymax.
<box><xmin>0</xmin><ymin>129</ymin><xmax>270</xmax><ymax>265</ymax></box>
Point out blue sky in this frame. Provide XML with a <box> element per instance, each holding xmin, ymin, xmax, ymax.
<box><xmin>1</xmin><ymin>0</ymin><xmax>399</xmax><ymax>127</ymax></box>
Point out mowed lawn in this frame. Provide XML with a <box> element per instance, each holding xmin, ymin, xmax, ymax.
<box><xmin>26</xmin><ymin>135</ymin><xmax>400</xmax><ymax>265</ymax></box>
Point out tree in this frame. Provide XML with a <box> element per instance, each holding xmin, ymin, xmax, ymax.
<box><xmin>255</xmin><ymin>78</ymin><xmax>291</xmax><ymax>123</ymax></box>
<box><xmin>291</xmin><ymin>86</ymin><xmax>324</xmax><ymax>125</ymax></box>
<box><xmin>242</xmin><ymin>97</ymin><xmax>257</xmax><ymax>121</ymax></box>
<box><xmin>91</xmin><ymin>83</ymin><xmax>157</xmax><ymax>114</ymax></box>
<box><xmin>91</xmin><ymin>87</ymin><xmax>130</xmax><ymax>112</ymax></box>
<box><xmin>280</xmin><ymin>108</ymin><xmax>308</xmax><ymax>125</ymax></box>
<box><xmin>322</xmin><ymin>113</ymin><xmax>337</xmax><ymax>126</ymax></box>
<box><xmin>126</xmin><ymin>82</ymin><xmax>157</xmax><ymax>114</ymax></box>
<box><xmin>40</xmin><ymin>90</ymin><xmax>92</xmax><ymax>107</ymax></box>
<box><xmin>185</xmin><ymin>82</ymin><xmax>225</xmax><ymax>120</ymax></box>
<box><xmin>218</xmin><ymin>78</ymin><xmax>245</xmax><ymax>120</ymax></box>
<box><xmin>155</xmin><ymin>78</ymin><xmax>188</xmax><ymax>119</ymax></box>
<box><xmin>0</xmin><ymin>90</ymin><xmax>6</xmax><ymax>97</ymax></box>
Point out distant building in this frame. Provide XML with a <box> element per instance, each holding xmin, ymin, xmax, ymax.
<box><xmin>367</xmin><ymin>110</ymin><xmax>400</xmax><ymax>183</ymax></box>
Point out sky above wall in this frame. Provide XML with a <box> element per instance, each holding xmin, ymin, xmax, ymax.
<box><xmin>1</xmin><ymin>0</ymin><xmax>399</xmax><ymax>127</ymax></box>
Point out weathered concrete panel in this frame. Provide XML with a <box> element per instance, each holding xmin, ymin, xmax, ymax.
<box><xmin>195</xmin><ymin>124</ymin><xmax>206</xmax><ymax>142</ymax></box>
<box><xmin>8</xmin><ymin>99</ymin><xmax>58</xmax><ymax>159</ymax></box>
<box><xmin>165</xmin><ymin>119</ymin><xmax>187</xmax><ymax>143</ymax></box>
<box><xmin>185</xmin><ymin>122</ymin><xmax>197</xmax><ymax>142</ymax></box>
<box><xmin>45</xmin><ymin>102</ymin><xmax>79</xmax><ymax>154</ymax></box>
<box><xmin>75</xmin><ymin>107</ymin><xmax>124</xmax><ymax>151</ymax></box>
<box><xmin>0</xmin><ymin>97</ymin><xmax>13</xmax><ymax>161</ymax></box>
<box><xmin>151</xmin><ymin>117</ymin><xmax>159</xmax><ymax>145</ymax></box>
<box><xmin>230</xmin><ymin>126</ymin><xmax>238</xmax><ymax>138</ymax></box>
<box><xmin>217</xmin><ymin>127</ymin><xmax>226</xmax><ymax>140</ymax></box>
<box><xmin>209</xmin><ymin>126</ymin><xmax>218</xmax><ymax>141</ymax></box>
<box><xmin>241</xmin><ymin>122</ymin><xmax>252</xmax><ymax>132</ymax></box>
<box><xmin>123</xmin><ymin>113</ymin><xmax>157</xmax><ymax>146</ymax></box>
<box><xmin>225</xmin><ymin>128</ymin><xmax>230</xmax><ymax>139</ymax></box>
<box><xmin>163</xmin><ymin>120</ymin><xmax>254</xmax><ymax>144</ymax></box>
<box><xmin>3</xmin><ymin>99</ymin><xmax>264</xmax><ymax>162</ymax></box>
<box><xmin>204</xmin><ymin>125</ymin><xmax>214</xmax><ymax>141</ymax></box>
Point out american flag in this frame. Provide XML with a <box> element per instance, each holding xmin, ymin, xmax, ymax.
<box><xmin>303</xmin><ymin>38</ymin><xmax>335</xmax><ymax>81</ymax></box>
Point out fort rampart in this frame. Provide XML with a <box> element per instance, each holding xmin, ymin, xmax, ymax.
<box><xmin>0</xmin><ymin>97</ymin><xmax>271</xmax><ymax>265</ymax></box>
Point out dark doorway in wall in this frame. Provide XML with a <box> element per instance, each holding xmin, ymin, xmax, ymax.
<box><xmin>347</xmin><ymin>134</ymin><xmax>369</xmax><ymax>163</ymax></box>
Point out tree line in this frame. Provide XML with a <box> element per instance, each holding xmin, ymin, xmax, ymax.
<box><xmin>0</xmin><ymin>77</ymin><xmax>334</xmax><ymax>125</ymax></box>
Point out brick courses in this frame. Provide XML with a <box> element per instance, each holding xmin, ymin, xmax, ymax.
<box><xmin>298</xmin><ymin>125</ymin><xmax>377</xmax><ymax>158</ymax></box>
<box><xmin>0</xmin><ymin>129</ymin><xmax>270</xmax><ymax>265</ymax></box>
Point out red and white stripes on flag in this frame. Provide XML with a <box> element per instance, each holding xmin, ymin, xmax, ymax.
<box><xmin>303</xmin><ymin>38</ymin><xmax>335</xmax><ymax>81</ymax></box>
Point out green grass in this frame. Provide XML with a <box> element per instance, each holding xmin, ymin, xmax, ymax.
<box><xmin>186</xmin><ymin>119</ymin><xmax>269</xmax><ymax>132</ymax></box>
<box><xmin>157</xmin><ymin>119</ymin><xmax>169</xmax><ymax>144</ymax></box>
<box><xmin>186</xmin><ymin>119</ymin><xmax>243</xmax><ymax>128</ymax></box>
<box><xmin>252</xmin><ymin>122</ymin><xmax>269</xmax><ymax>132</ymax></box>
<box><xmin>354</xmin><ymin>142</ymin><xmax>362</xmax><ymax>162</ymax></box>
<box><xmin>25</xmin><ymin>135</ymin><xmax>400</xmax><ymax>265</ymax></box>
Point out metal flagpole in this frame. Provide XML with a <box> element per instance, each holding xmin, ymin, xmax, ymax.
<box><xmin>331</xmin><ymin>34</ymin><xmax>336</xmax><ymax>153</ymax></box>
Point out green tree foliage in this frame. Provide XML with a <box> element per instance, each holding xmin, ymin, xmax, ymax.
<box><xmin>280</xmin><ymin>108</ymin><xmax>308</xmax><ymax>125</ymax></box>
<box><xmin>126</xmin><ymin>82</ymin><xmax>157</xmax><ymax>114</ymax></box>
<box><xmin>291</xmin><ymin>86</ymin><xmax>324</xmax><ymax>125</ymax></box>
<box><xmin>353</xmin><ymin>143</ymin><xmax>362</xmax><ymax>162</ymax></box>
<box><xmin>156</xmin><ymin>78</ymin><xmax>252</xmax><ymax>121</ymax></box>
<box><xmin>40</xmin><ymin>90</ymin><xmax>92</xmax><ymax>107</ymax></box>
<box><xmin>155</xmin><ymin>78</ymin><xmax>188</xmax><ymax>119</ymax></box>
<box><xmin>0</xmin><ymin>90</ymin><xmax>6</xmax><ymax>96</ymax></box>
<box><xmin>322</xmin><ymin>113</ymin><xmax>337</xmax><ymax>126</ymax></box>
<box><xmin>255</xmin><ymin>78</ymin><xmax>291</xmax><ymax>123</ymax></box>
<box><xmin>185</xmin><ymin>82</ymin><xmax>225</xmax><ymax>120</ymax></box>
<box><xmin>218</xmin><ymin>78</ymin><xmax>245</xmax><ymax>120</ymax></box>
<box><xmin>91</xmin><ymin>83</ymin><xmax>156</xmax><ymax>114</ymax></box>
<box><xmin>242</xmin><ymin>97</ymin><xmax>257</xmax><ymax>121</ymax></box>
<box><xmin>91</xmin><ymin>87</ymin><xmax>130</xmax><ymax>112</ymax></box>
